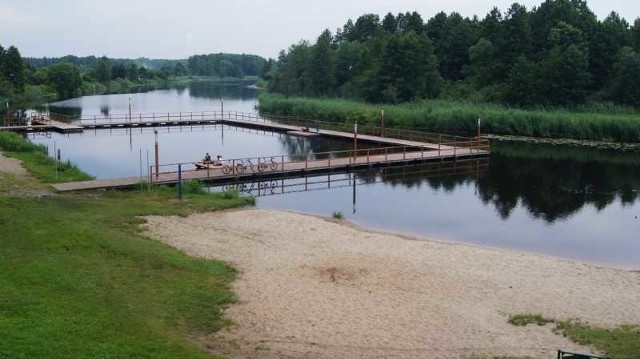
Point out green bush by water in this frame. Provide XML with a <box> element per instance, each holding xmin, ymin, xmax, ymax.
<box><xmin>259</xmin><ymin>94</ymin><xmax>640</xmax><ymax>142</ymax></box>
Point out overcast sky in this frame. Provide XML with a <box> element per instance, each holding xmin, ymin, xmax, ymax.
<box><xmin>1</xmin><ymin>0</ymin><xmax>637</xmax><ymax>60</ymax></box>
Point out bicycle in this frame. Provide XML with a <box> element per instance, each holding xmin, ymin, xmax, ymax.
<box><xmin>222</xmin><ymin>162</ymin><xmax>234</xmax><ymax>174</ymax></box>
<box><xmin>236</xmin><ymin>158</ymin><xmax>267</xmax><ymax>173</ymax></box>
<box><xmin>268</xmin><ymin>156</ymin><xmax>280</xmax><ymax>170</ymax></box>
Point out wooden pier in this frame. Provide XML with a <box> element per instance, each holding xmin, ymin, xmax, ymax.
<box><xmin>52</xmin><ymin>143</ymin><xmax>488</xmax><ymax>192</ymax></box>
<box><xmin>0</xmin><ymin>110</ymin><xmax>490</xmax><ymax>192</ymax></box>
<box><xmin>0</xmin><ymin>116</ymin><xmax>83</xmax><ymax>133</ymax></box>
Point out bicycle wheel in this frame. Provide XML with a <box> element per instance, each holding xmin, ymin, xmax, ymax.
<box><xmin>258</xmin><ymin>162</ymin><xmax>267</xmax><ymax>172</ymax></box>
<box><xmin>235</xmin><ymin>163</ymin><xmax>246</xmax><ymax>174</ymax></box>
<box><xmin>270</xmin><ymin>160</ymin><xmax>279</xmax><ymax>170</ymax></box>
<box><xmin>222</xmin><ymin>164</ymin><xmax>232</xmax><ymax>174</ymax></box>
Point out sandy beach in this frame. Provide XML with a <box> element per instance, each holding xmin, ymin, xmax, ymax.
<box><xmin>144</xmin><ymin>208</ymin><xmax>640</xmax><ymax>359</ymax></box>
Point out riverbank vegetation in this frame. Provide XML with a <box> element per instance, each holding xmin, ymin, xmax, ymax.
<box><xmin>259</xmin><ymin>94</ymin><xmax>640</xmax><ymax>142</ymax></box>
<box><xmin>0</xmin><ymin>135</ymin><xmax>254</xmax><ymax>358</ymax></box>
<box><xmin>0</xmin><ymin>132</ymin><xmax>93</xmax><ymax>182</ymax></box>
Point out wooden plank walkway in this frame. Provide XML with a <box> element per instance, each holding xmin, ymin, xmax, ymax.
<box><xmin>51</xmin><ymin>147</ymin><xmax>488</xmax><ymax>192</ymax></box>
<box><xmin>31</xmin><ymin>118</ymin><xmax>84</xmax><ymax>133</ymax></box>
<box><xmin>222</xmin><ymin>118</ymin><xmax>452</xmax><ymax>150</ymax></box>
<box><xmin>73</xmin><ymin>116</ymin><xmax>455</xmax><ymax>150</ymax></box>
<box><xmin>3</xmin><ymin>112</ymin><xmax>473</xmax><ymax>150</ymax></box>
<box><xmin>0</xmin><ymin>119</ymin><xmax>83</xmax><ymax>133</ymax></box>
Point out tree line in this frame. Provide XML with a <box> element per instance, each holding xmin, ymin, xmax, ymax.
<box><xmin>1</xmin><ymin>48</ymin><xmax>269</xmax><ymax>102</ymax></box>
<box><xmin>267</xmin><ymin>0</ymin><xmax>640</xmax><ymax>108</ymax></box>
<box><xmin>186</xmin><ymin>53</ymin><xmax>267</xmax><ymax>78</ymax></box>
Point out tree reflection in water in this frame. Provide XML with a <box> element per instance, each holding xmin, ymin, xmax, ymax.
<box><xmin>271</xmin><ymin>137</ymin><xmax>640</xmax><ymax>224</ymax></box>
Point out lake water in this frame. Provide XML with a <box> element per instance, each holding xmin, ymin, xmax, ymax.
<box><xmin>29</xmin><ymin>83</ymin><xmax>640</xmax><ymax>269</ymax></box>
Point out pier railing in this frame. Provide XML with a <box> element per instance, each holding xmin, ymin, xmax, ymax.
<box><xmin>148</xmin><ymin>138</ymin><xmax>490</xmax><ymax>183</ymax></box>
<box><xmin>49</xmin><ymin>110</ymin><xmax>484</xmax><ymax>149</ymax></box>
<box><xmin>220</xmin><ymin>158</ymin><xmax>489</xmax><ymax>198</ymax></box>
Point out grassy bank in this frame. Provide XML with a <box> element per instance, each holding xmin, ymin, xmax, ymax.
<box><xmin>258</xmin><ymin>94</ymin><xmax>640</xmax><ymax>142</ymax></box>
<box><xmin>0</xmin><ymin>134</ymin><xmax>255</xmax><ymax>358</ymax></box>
<box><xmin>0</xmin><ymin>132</ymin><xmax>93</xmax><ymax>183</ymax></box>
<box><xmin>508</xmin><ymin>314</ymin><xmax>640</xmax><ymax>358</ymax></box>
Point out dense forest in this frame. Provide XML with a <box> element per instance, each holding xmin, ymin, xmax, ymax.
<box><xmin>0</xmin><ymin>48</ymin><xmax>268</xmax><ymax>103</ymax></box>
<box><xmin>187</xmin><ymin>53</ymin><xmax>267</xmax><ymax>78</ymax></box>
<box><xmin>267</xmin><ymin>0</ymin><xmax>640</xmax><ymax>108</ymax></box>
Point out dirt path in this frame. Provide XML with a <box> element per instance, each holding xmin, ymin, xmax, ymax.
<box><xmin>144</xmin><ymin>209</ymin><xmax>640</xmax><ymax>358</ymax></box>
<box><xmin>0</xmin><ymin>151</ymin><xmax>54</xmax><ymax>197</ymax></box>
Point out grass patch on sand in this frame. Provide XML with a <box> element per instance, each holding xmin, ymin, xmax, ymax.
<box><xmin>508</xmin><ymin>314</ymin><xmax>640</xmax><ymax>359</ymax></box>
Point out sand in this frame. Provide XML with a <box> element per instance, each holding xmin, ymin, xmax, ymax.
<box><xmin>144</xmin><ymin>208</ymin><xmax>640</xmax><ymax>359</ymax></box>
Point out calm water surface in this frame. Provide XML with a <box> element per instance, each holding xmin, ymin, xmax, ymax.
<box><xmin>30</xmin><ymin>83</ymin><xmax>640</xmax><ymax>269</ymax></box>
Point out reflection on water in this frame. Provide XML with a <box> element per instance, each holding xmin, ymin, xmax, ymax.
<box><xmin>27</xmin><ymin>87</ymin><xmax>640</xmax><ymax>268</ymax></box>
<box><xmin>482</xmin><ymin>141</ymin><xmax>640</xmax><ymax>223</ymax></box>
<box><xmin>215</xmin><ymin>160</ymin><xmax>487</xmax><ymax>198</ymax></box>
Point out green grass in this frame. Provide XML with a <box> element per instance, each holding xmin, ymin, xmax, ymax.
<box><xmin>258</xmin><ymin>94</ymin><xmax>640</xmax><ymax>142</ymax></box>
<box><xmin>1</xmin><ymin>132</ymin><xmax>256</xmax><ymax>358</ymax></box>
<box><xmin>508</xmin><ymin>313</ymin><xmax>555</xmax><ymax>326</ymax></box>
<box><xmin>332</xmin><ymin>211</ymin><xmax>344</xmax><ymax>220</ymax></box>
<box><xmin>508</xmin><ymin>314</ymin><xmax>640</xmax><ymax>358</ymax></box>
<box><xmin>0</xmin><ymin>188</ymin><xmax>254</xmax><ymax>359</ymax></box>
<box><xmin>555</xmin><ymin>322</ymin><xmax>640</xmax><ymax>359</ymax></box>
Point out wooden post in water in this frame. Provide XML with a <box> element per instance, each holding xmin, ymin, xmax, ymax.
<box><xmin>154</xmin><ymin>130</ymin><xmax>159</xmax><ymax>178</ymax></box>
<box><xmin>4</xmin><ymin>102</ymin><xmax>9</xmax><ymax>127</ymax></box>
<box><xmin>380</xmin><ymin>108</ymin><xmax>385</xmax><ymax>137</ymax></box>
<box><xmin>476</xmin><ymin>116</ymin><xmax>482</xmax><ymax>152</ymax></box>
<box><xmin>353</xmin><ymin>121</ymin><xmax>358</xmax><ymax>159</ymax></box>
<box><xmin>178</xmin><ymin>164</ymin><xmax>183</xmax><ymax>200</ymax></box>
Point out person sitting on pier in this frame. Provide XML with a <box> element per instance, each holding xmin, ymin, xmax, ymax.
<box><xmin>214</xmin><ymin>155</ymin><xmax>224</xmax><ymax>166</ymax></box>
<box><xmin>203</xmin><ymin>152</ymin><xmax>212</xmax><ymax>164</ymax></box>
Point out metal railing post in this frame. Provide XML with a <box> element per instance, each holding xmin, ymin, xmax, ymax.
<box><xmin>453</xmin><ymin>140</ymin><xmax>457</xmax><ymax>158</ymax></box>
<box><xmin>178</xmin><ymin>164</ymin><xmax>183</xmax><ymax>200</ymax></box>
